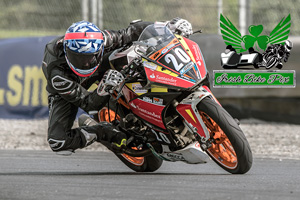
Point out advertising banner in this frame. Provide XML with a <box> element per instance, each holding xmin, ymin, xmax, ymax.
<box><xmin>0</xmin><ymin>36</ymin><xmax>56</xmax><ymax>119</ymax></box>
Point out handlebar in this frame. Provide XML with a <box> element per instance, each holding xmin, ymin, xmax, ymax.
<box><xmin>112</xmin><ymin>57</ymin><xmax>143</xmax><ymax>100</ymax></box>
<box><xmin>119</xmin><ymin>56</ymin><xmax>143</xmax><ymax>78</ymax></box>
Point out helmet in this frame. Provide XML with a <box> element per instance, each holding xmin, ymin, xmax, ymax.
<box><xmin>284</xmin><ymin>40</ymin><xmax>293</xmax><ymax>52</ymax></box>
<box><xmin>63</xmin><ymin>21</ymin><xmax>104</xmax><ymax>77</ymax></box>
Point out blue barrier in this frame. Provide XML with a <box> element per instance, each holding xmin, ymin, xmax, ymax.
<box><xmin>0</xmin><ymin>36</ymin><xmax>56</xmax><ymax>119</ymax></box>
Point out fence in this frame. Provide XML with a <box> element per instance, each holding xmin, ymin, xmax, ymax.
<box><xmin>0</xmin><ymin>0</ymin><xmax>299</xmax><ymax>38</ymax></box>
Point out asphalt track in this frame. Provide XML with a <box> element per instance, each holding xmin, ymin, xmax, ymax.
<box><xmin>0</xmin><ymin>150</ymin><xmax>299</xmax><ymax>200</ymax></box>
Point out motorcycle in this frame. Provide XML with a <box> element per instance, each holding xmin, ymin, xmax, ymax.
<box><xmin>98</xmin><ymin>23</ymin><xmax>253</xmax><ymax>174</ymax></box>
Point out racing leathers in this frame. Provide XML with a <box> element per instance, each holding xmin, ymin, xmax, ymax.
<box><xmin>42</xmin><ymin>21</ymin><xmax>151</xmax><ymax>154</ymax></box>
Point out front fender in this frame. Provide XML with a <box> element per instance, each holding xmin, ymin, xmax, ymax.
<box><xmin>176</xmin><ymin>86</ymin><xmax>216</xmax><ymax>141</ymax></box>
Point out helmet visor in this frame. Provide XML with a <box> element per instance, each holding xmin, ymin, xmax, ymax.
<box><xmin>65</xmin><ymin>47</ymin><xmax>103</xmax><ymax>70</ymax></box>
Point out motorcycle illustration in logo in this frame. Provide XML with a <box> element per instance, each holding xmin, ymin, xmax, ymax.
<box><xmin>220</xmin><ymin>14</ymin><xmax>292</xmax><ymax>70</ymax></box>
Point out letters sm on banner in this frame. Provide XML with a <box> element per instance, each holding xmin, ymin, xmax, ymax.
<box><xmin>0</xmin><ymin>36</ymin><xmax>56</xmax><ymax>119</ymax></box>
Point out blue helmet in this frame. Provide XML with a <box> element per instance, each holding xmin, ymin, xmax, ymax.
<box><xmin>63</xmin><ymin>21</ymin><xmax>104</xmax><ymax>77</ymax></box>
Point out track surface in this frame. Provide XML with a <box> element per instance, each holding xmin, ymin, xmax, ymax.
<box><xmin>0</xmin><ymin>150</ymin><xmax>299</xmax><ymax>200</ymax></box>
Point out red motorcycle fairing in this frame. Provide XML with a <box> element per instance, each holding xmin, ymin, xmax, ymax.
<box><xmin>122</xmin><ymin>82</ymin><xmax>185</xmax><ymax>131</ymax></box>
<box><xmin>144</xmin><ymin>35</ymin><xmax>207</xmax><ymax>89</ymax></box>
<box><xmin>182</xmin><ymin>37</ymin><xmax>207</xmax><ymax>80</ymax></box>
<box><xmin>129</xmin><ymin>98</ymin><xmax>166</xmax><ymax>129</ymax></box>
<box><xmin>122</xmin><ymin>84</ymin><xmax>139</xmax><ymax>103</ymax></box>
<box><xmin>144</xmin><ymin>67</ymin><xmax>195</xmax><ymax>89</ymax></box>
<box><xmin>176</xmin><ymin>103</ymin><xmax>207</xmax><ymax>138</ymax></box>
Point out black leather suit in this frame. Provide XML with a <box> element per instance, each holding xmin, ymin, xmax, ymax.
<box><xmin>42</xmin><ymin>21</ymin><xmax>151</xmax><ymax>153</ymax></box>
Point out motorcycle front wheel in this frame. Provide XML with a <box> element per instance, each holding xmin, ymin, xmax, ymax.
<box><xmin>98</xmin><ymin>106</ymin><xmax>163</xmax><ymax>172</ymax></box>
<box><xmin>197</xmin><ymin>97</ymin><xmax>253</xmax><ymax>174</ymax></box>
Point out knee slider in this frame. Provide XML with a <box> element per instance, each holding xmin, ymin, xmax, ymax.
<box><xmin>48</xmin><ymin>138</ymin><xmax>73</xmax><ymax>155</ymax></box>
<box><xmin>48</xmin><ymin>138</ymin><xmax>66</xmax><ymax>151</ymax></box>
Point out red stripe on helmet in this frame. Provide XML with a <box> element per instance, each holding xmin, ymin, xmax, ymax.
<box><xmin>64</xmin><ymin>32</ymin><xmax>103</xmax><ymax>40</ymax></box>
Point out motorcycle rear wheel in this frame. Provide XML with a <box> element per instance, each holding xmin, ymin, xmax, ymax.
<box><xmin>197</xmin><ymin>97</ymin><xmax>253</xmax><ymax>174</ymax></box>
<box><xmin>99</xmin><ymin>106</ymin><xmax>163</xmax><ymax>172</ymax></box>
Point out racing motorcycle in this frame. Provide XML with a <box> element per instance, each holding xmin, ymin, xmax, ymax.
<box><xmin>98</xmin><ymin>23</ymin><xmax>252</xmax><ymax>174</ymax></box>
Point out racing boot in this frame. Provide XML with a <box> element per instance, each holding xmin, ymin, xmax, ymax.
<box><xmin>78</xmin><ymin>114</ymin><xmax>127</xmax><ymax>151</ymax></box>
<box><xmin>110</xmin><ymin>130</ymin><xmax>127</xmax><ymax>152</ymax></box>
<box><xmin>78</xmin><ymin>114</ymin><xmax>98</xmax><ymax>127</ymax></box>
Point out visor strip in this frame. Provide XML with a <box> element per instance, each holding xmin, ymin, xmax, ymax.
<box><xmin>64</xmin><ymin>32</ymin><xmax>103</xmax><ymax>40</ymax></box>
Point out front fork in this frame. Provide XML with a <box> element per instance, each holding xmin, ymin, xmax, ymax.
<box><xmin>175</xmin><ymin>86</ymin><xmax>218</xmax><ymax>150</ymax></box>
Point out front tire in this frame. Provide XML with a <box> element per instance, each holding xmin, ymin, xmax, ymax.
<box><xmin>197</xmin><ymin>98</ymin><xmax>253</xmax><ymax>174</ymax></box>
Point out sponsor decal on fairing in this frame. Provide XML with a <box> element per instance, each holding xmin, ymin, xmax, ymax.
<box><xmin>153</xmin><ymin>97</ymin><xmax>163</xmax><ymax>105</ymax></box>
<box><xmin>132</xmin><ymin>83</ymin><xmax>148</xmax><ymax>93</ymax></box>
<box><xmin>142</xmin><ymin>96</ymin><xmax>152</xmax><ymax>103</ymax></box>
<box><xmin>145</xmin><ymin>67</ymin><xmax>194</xmax><ymax>88</ymax></box>
<box><xmin>143</xmin><ymin>60</ymin><xmax>158</xmax><ymax>70</ymax></box>
<box><xmin>130</xmin><ymin>98</ymin><xmax>165</xmax><ymax>129</ymax></box>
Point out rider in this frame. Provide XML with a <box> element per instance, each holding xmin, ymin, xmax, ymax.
<box><xmin>42</xmin><ymin>18</ymin><xmax>193</xmax><ymax>155</ymax></box>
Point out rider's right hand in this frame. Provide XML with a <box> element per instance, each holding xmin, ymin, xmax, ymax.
<box><xmin>97</xmin><ymin>69</ymin><xmax>125</xmax><ymax>96</ymax></box>
<box><xmin>168</xmin><ymin>17</ymin><xmax>193</xmax><ymax>37</ymax></box>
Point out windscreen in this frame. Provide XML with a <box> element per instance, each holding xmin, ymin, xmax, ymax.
<box><xmin>138</xmin><ymin>23</ymin><xmax>175</xmax><ymax>51</ymax></box>
<box><xmin>137</xmin><ymin>23</ymin><xmax>206</xmax><ymax>88</ymax></box>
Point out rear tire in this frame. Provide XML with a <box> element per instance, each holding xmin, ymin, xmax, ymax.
<box><xmin>99</xmin><ymin>102</ymin><xmax>163</xmax><ymax>172</ymax></box>
<box><xmin>116</xmin><ymin>153</ymin><xmax>163</xmax><ymax>172</ymax></box>
<box><xmin>197</xmin><ymin>97</ymin><xmax>253</xmax><ymax>174</ymax></box>
<box><xmin>253</xmin><ymin>63</ymin><xmax>260</xmax><ymax>69</ymax></box>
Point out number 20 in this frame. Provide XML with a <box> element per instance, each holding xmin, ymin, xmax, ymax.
<box><xmin>153</xmin><ymin>131</ymin><xmax>171</xmax><ymax>144</ymax></box>
<box><xmin>164</xmin><ymin>48</ymin><xmax>191</xmax><ymax>71</ymax></box>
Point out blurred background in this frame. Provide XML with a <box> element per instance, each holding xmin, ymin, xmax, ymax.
<box><xmin>0</xmin><ymin>0</ymin><xmax>299</xmax><ymax>123</ymax></box>
<box><xmin>1</xmin><ymin>0</ymin><xmax>300</xmax><ymax>36</ymax></box>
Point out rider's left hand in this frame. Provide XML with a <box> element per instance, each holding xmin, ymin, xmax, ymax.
<box><xmin>168</xmin><ymin>17</ymin><xmax>193</xmax><ymax>37</ymax></box>
<box><xmin>97</xmin><ymin>69</ymin><xmax>124</xmax><ymax>96</ymax></box>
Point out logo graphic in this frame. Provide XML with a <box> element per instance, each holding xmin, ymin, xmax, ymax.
<box><xmin>219</xmin><ymin>14</ymin><xmax>293</xmax><ymax>71</ymax></box>
<box><xmin>150</xmin><ymin>73</ymin><xmax>155</xmax><ymax>78</ymax></box>
<box><xmin>220</xmin><ymin>14</ymin><xmax>291</xmax><ymax>53</ymax></box>
<box><xmin>153</xmin><ymin>52</ymin><xmax>160</xmax><ymax>59</ymax></box>
<box><xmin>215</xmin><ymin>14</ymin><xmax>295</xmax><ymax>88</ymax></box>
<box><xmin>153</xmin><ymin>97</ymin><xmax>163</xmax><ymax>105</ymax></box>
<box><xmin>213</xmin><ymin>70</ymin><xmax>295</xmax><ymax>88</ymax></box>
<box><xmin>142</xmin><ymin>96</ymin><xmax>153</xmax><ymax>103</ymax></box>
<box><xmin>143</xmin><ymin>61</ymin><xmax>158</xmax><ymax>70</ymax></box>
<box><xmin>132</xmin><ymin>83</ymin><xmax>147</xmax><ymax>94</ymax></box>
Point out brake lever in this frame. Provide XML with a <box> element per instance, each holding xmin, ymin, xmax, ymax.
<box><xmin>192</xmin><ymin>30</ymin><xmax>202</xmax><ymax>34</ymax></box>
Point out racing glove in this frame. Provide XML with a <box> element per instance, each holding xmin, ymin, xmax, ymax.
<box><xmin>168</xmin><ymin>17</ymin><xmax>193</xmax><ymax>37</ymax></box>
<box><xmin>97</xmin><ymin>69</ymin><xmax>124</xmax><ymax>96</ymax></box>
